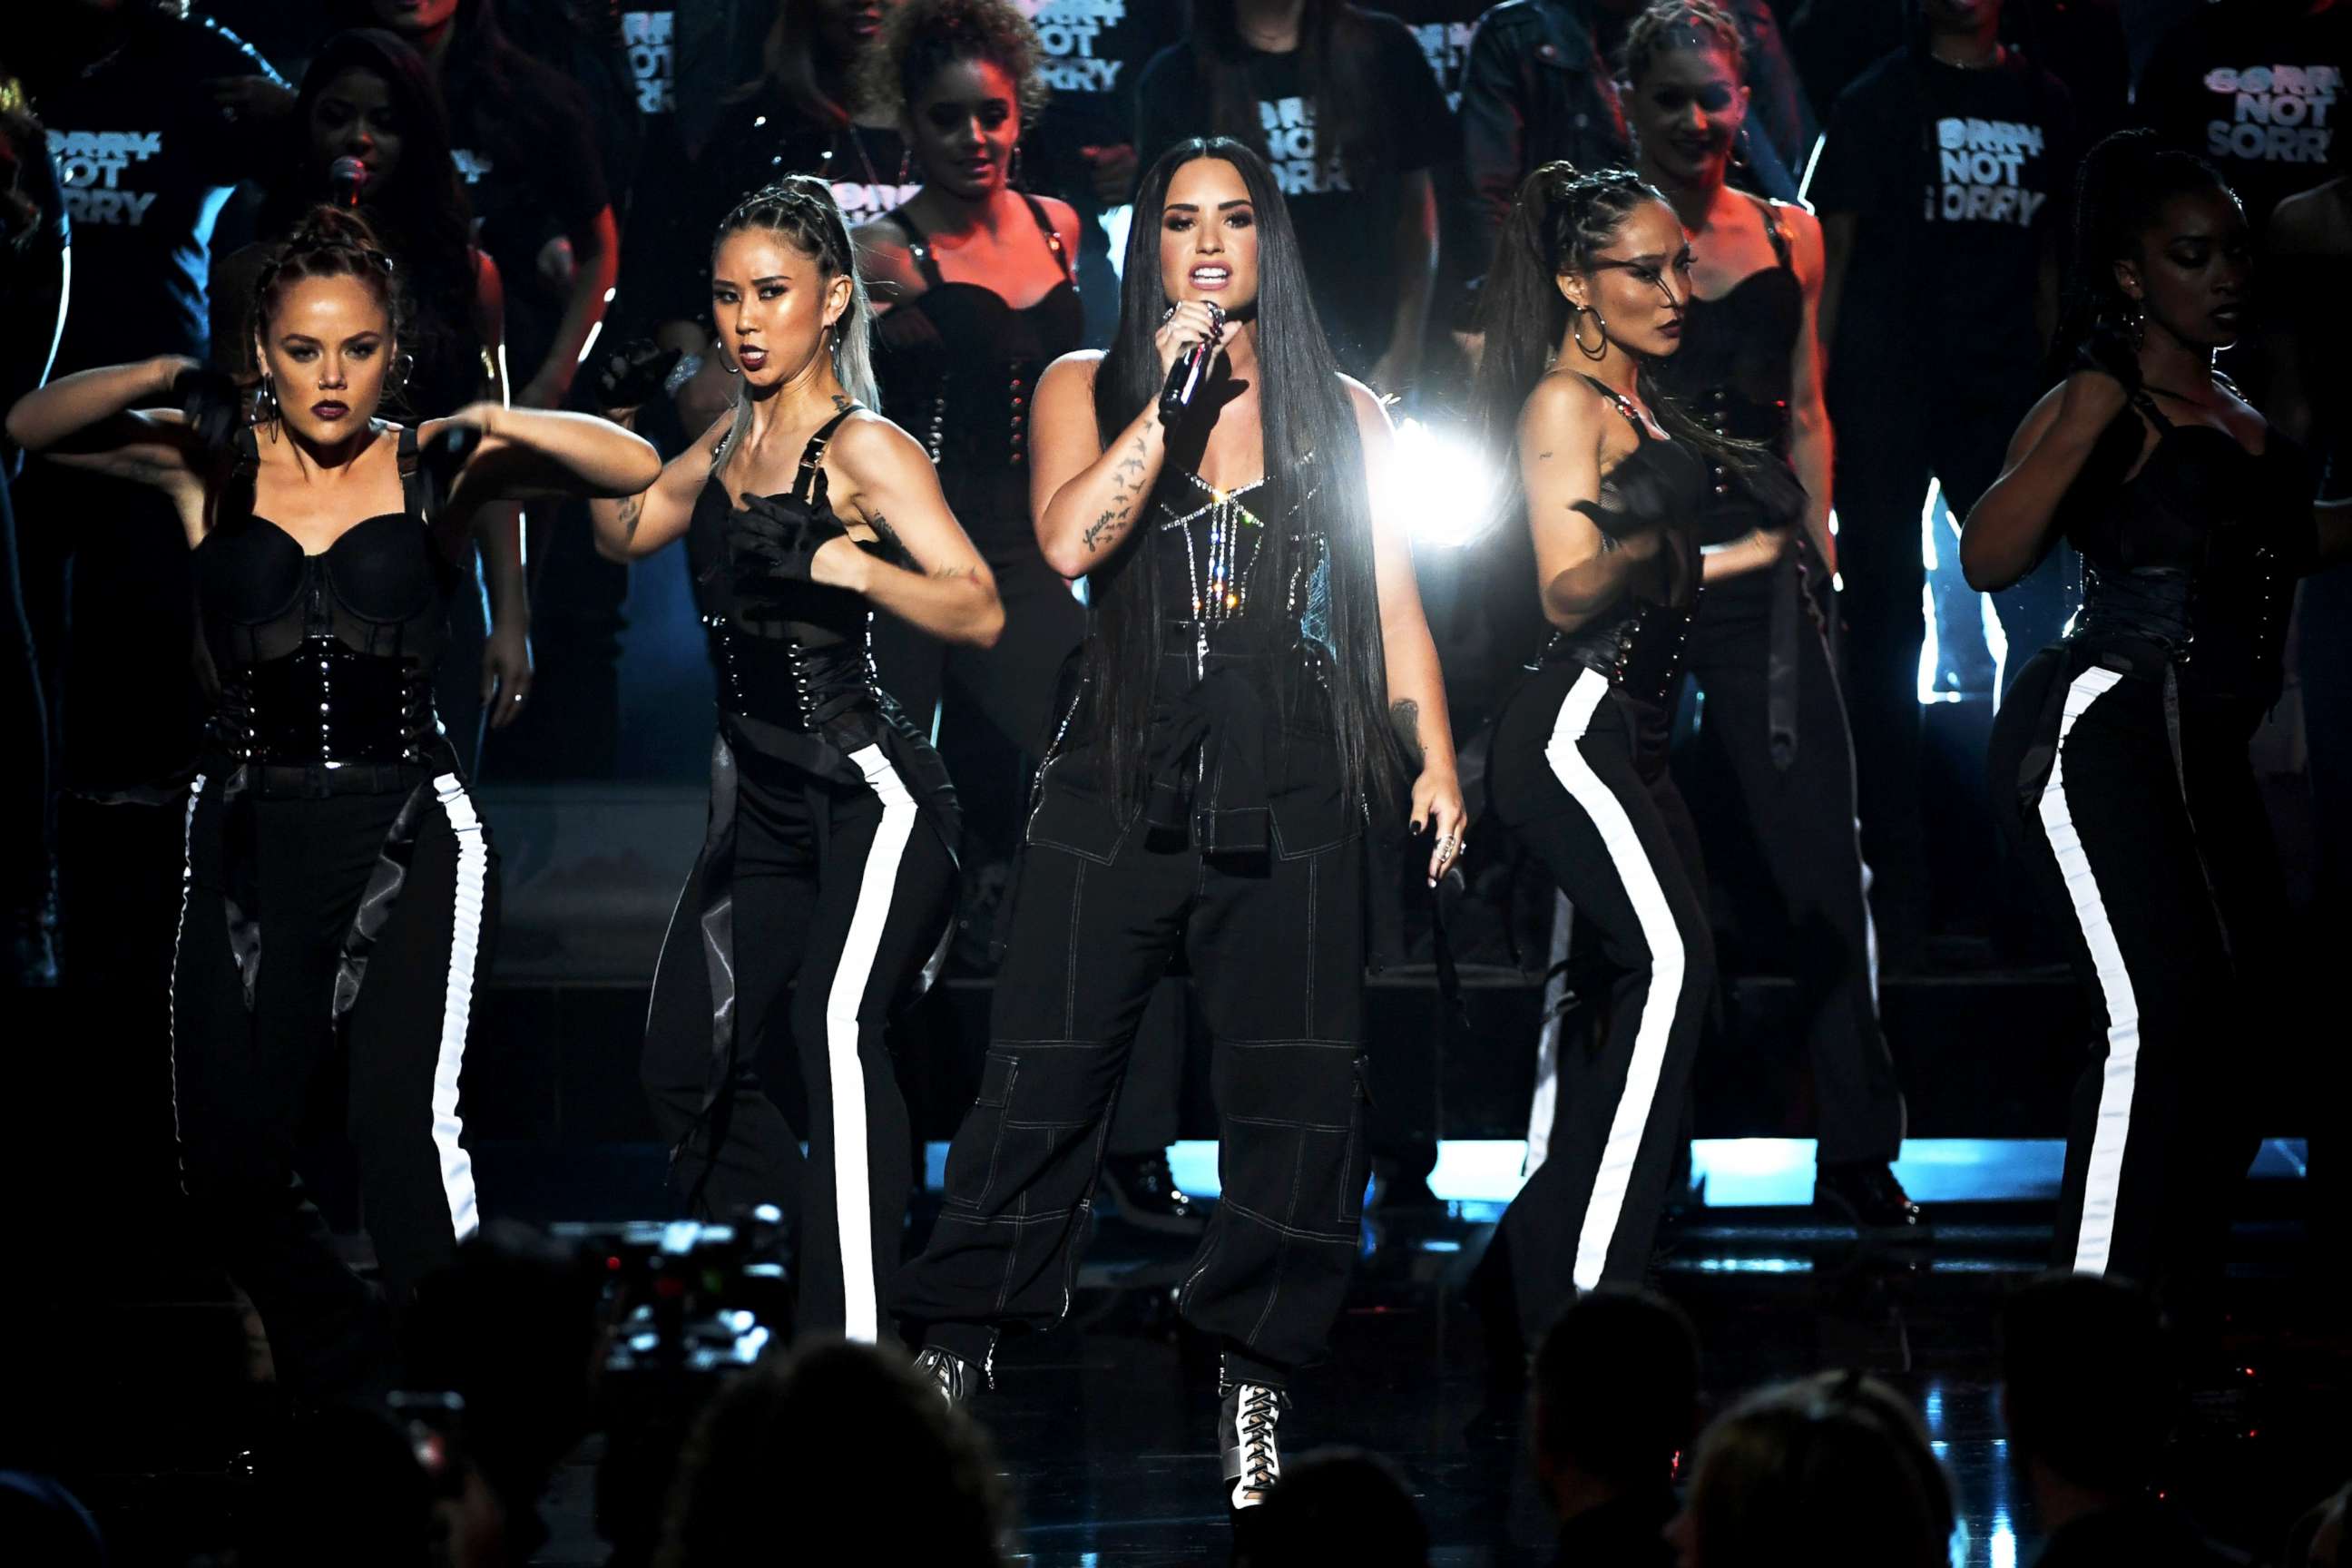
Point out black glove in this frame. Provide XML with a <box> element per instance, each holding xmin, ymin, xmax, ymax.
<box><xmin>416</xmin><ymin>422</ymin><xmax>485</xmax><ymax>513</ymax></box>
<box><xmin>172</xmin><ymin>365</ymin><xmax>244</xmax><ymax>456</ymax></box>
<box><xmin>728</xmin><ymin>490</ymin><xmax>846</xmax><ymax>617</ymax></box>
<box><xmin>594</xmin><ymin>339</ymin><xmax>682</xmax><ymax>412</ymax></box>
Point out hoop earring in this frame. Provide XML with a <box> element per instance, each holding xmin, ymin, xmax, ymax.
<box><xmin>2123</xmin><ymin>299</ymin><xmax>2145</xmax><ymax>351</ymax></box>
<box><xmin>259</xmin><ymin>372</ymin><xmax>280</xmax><ymax>436</ymax></box>
<box><xmin>897</xmin><ymin>148</ymin><xmax>912</xmax><ymax>185</ymax></box>
<box><xmin>1008</xmin><ymin>143</ymin><xmax>1024</xmax><ymax>188</ymax></box>
<box><xmin>1571</xmin><ymin>306</ymin><xmax>1608</xmax><ymax>361</ymax></box>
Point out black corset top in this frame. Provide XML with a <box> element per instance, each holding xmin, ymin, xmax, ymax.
<box><xmin>873</xmin><ymin>194</ymin><xmax>1081</xmax><ymax>478</ymax></box>
<box><xmin>1151</xmin><ymin>459</ymin><xmax>1334</xmax><ymax>656</ymax></box>
<box><xmin>1647</xmin><ymin>200</ymin><xmax>1801</xmax><ymax>453</ymax></box>
<box><xmin>1542</xmin><ymin>376</ymin><xmax>1707</xmax><ymax>704</ymax></box>
<box><xmin>2063</xmin><ymin>389</ymin><xmax>2318</xmax><ymax>704</ymax></box>
<box><xmin>197</xmin><ymin>425</ymin><xmax>457</xmax><ymax>767</ymax></box>
<box><xmin>689</xmin><ymin>407</ymin><xmax>900</xmax><ymax>734</ymax></box>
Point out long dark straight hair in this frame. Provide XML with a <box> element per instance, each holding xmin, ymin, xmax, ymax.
<box><xmin>1187</xmin><ymin>0</ymin><xmax>1376</xmax><ymax>184</ymax></box>
<box><xmin>1088</xmin><ymin>137</ymin><xmax>1392</xmax><ymax>811</ymax></box>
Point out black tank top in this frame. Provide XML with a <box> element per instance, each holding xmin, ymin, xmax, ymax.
<box><xmin>876</xmin><ymin>194</ymin><xmax>1082</xmax><ymax>480</ymax></box>
<box><xmin>2062</xmin><ymin>386</ymin><xmax>2317</xmax><ymax>706</ymax></box>
<box><xmin>1541</xmin><ymin>376</ymin><xmax>1708</xmax><ymax>703</ymax></box>
<box><xmin>196</xmin><ymin>424</ymin><xmax>459</xmax><ymax>769</ymax></box>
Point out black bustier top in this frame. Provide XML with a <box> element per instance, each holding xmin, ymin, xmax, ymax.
<box><xmin>872</xmin><ymin>195</ymin><xmax>1081</xmax><ymax>496</ymax></box>
<box><xmin>196</xmin><ymin>425</ymin><xmax>458</xmax><ymax>771</ymax></box>
<box><xmin>1542</xmin><ymin>377</ymin><xmax>1708</xmax><ymax>704</ymax></box>
<box><xmin>2061</xmin><ymin>388</ymin><xmax>2317</xmax><ymax>706</ymax></box>
<box><xmin>1645</xmin><ymin>197</ymin><xmax>1807</xmax><ymax>545</ymax></box>
<box><xmin>688</xmin><ymin>407</ymin><xmax>903</xmax><ymax>738</ymax></box>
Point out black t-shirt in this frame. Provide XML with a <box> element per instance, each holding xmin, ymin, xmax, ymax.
<box><xmin>1136</xmin><ymin>10</ymin><xmax>1453</xmax><ymax>376</ymax></box>
<box><xmin>1377</xmin><ymin>0</ymin><xmax>1486</xmax><ymax>112</ymax></box>
<box><xmin>1022</xmin><ymin>0</ymin><xmax>1188</xmax><ymax>346</ymax></box>
<box><xmin>1812</xmin><ymin>48</ymin><xmax>2073</xmax><ymax>377</ymax></box>
<box><xmin>38</xmin><ymin>11</ymin><xmax>279</xmax><ymax>372</ymax></box>
<box><xmin>2138</xmin><ymin>1</ymin><xmax>2349</xmax><ymax>227</ymax></box>
<box><xmin>446</xmin><ymin>60</ymin><xmax>611</xmax><ymax>376</ymax></box>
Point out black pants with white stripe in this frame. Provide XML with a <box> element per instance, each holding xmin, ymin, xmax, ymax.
<box><xmin>642</xmin><ymin>746</ymin><xmax>955</xmax><ymax>1342</ymax></box>
<box><xmin>1484</xmin><ymin>666</ymin><xmax>1715</xmax><ymax>1339</ymax></box>
<box><xmin>1681</xmin><ymin>563</ymin><xmax>1906</xmax><ymax>1164</ymax></box>
<box><xmin>1989</xmin><ymin>646</ymin><xmax>2279</xmax><ymax>1298</ymax></box>
<box><xmin>892</xmin><ymin>761</ymin><xmax>1369</xmax><ymax>1387</ymax></box>
<box><xmin>172</xmin><ymin>770</ymin><xmax>496</xmax><ymax>1403</ymax></box>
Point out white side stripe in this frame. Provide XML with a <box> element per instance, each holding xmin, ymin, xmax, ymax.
<box><xmin>1544</xmin><ymin>671</ymin><xmax>1688</xmax><ymax>1292</ymax></box>
<box><xmin>169</xmin><ymin>773</ymin><xmax>208</xmax><ymax>1194</ymax></box>
<box><xmin>432</xmin><ymin>774</ymin><xmax>486</xmax><ymax>1244</ymax></box>
<box><xmin>2035</xmin><ymin>668</ymin><xmax>2138</xmax><ymax>1275</ymax></box>
<box><xmin>831</xmin><ymin>744</ymin><xmax>919</xmax><ymax>1344</ymax></box>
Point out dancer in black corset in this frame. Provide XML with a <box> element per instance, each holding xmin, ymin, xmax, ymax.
<box><xmin>850</xmin><ymin>0</ymin><xmax>1089</xmax><ymax>948</ymax></box>
<box><xmin>1622</xmin><ymin>1</ymin><xmax>1917</xmax><ymax>1232</ymax></box>
<box><xmin>5</xmin><ymin>207</ymin><xmax>661</xmax><ymax>1403</ymax></box>
<box><xmin>593</xmin><ymin>178</ymin><xmax>1001</xmax><ymax>1343</ymax></box>
<box><xmin>1470</xmin><ymin>162</ymin><xmax>1779</xmax><ymax>1346</ymax></box>
<box><xmin>892</xmin><ymin>138</ymin><xmax>1465</xmax><ymax>1515</ymax></box>
<box><xmin>1966</xmin><ymin>132</ymin><xmax>2352</xmax><ymax>1316</ymax></box>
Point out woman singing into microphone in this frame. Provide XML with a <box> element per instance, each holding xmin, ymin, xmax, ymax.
<box><xmin>892</xmin><ymin>137</ymin><xmax>1465</xmax><ymax>1516</ymax></box>
<box><xmin>5</xmin><ymin>207</ymin><xmax>661</xmax><ymax>1403</ymax></box>
<box><xmin>593</xmin><ymin>178</ymin><xmax>1000</xmax><ymax>1343</ymax></box>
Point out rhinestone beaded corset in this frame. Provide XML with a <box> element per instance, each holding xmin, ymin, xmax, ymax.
<box><xmin>1152</xmin><ymin>468</ymin><xmax>1329</xmax><ymax>652</ymax></box>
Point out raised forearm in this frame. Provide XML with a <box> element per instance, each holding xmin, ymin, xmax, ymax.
<box><xmin>483</xmin><ymin>405</ymin><xmax>661</xmax><ymax>497</ymax></box>
<box><xmin>6</xmin><ymin>356</ymin><xmax>180</xmax><ymax>452</ymax></box>
<box><xmin>1036</xmin><ymin>403</ymin><xmax>1170</xmax><ymax>578</ymax></box>
<box><xmin>524</xmin><ymin>220</ymin><xmax>620</xmax><ymax>407</ymax></box>
<box><xmin>848</xmin><ymin>549</ymin><xmax>1004</xmax><ymax>647</ymax></box>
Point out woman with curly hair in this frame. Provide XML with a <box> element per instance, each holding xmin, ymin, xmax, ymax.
<box><xmin>1966</xmin><ymin>131</ymin><xmax>2352</xmax><ymax>1313</ymax></box>
<box><xmin>852</xmin><ymin>0</ymin><xmax>1089</xmax><ymax>969</ymax></box>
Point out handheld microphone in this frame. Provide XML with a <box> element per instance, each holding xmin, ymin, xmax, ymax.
<box><xmin>1159</xmin><ymin>300</ymin><xmax>1227</xmax><ymax>426</ymax></box>
<box><xmin>329</xmin><ymin>156</ymin><xmax>370</xmax><ymax>208</ymax></box>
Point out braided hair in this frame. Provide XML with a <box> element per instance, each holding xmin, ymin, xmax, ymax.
<box><xmin>1621</xmin><ymin>0</ymin><xmax>1746</xmax><ymax>86</ymax></box>
<box><xmin>250</xmin><ymin>207</ymin><xmax>407</xmax><ymax>407</ymax></box>
<box><xmin>708</xmin><ymin>176</ymin><xmax>879</xmax><ymax>471</ymax></box>
<box><xmin>2048</xmin><ymin>129</ymin><xmax>2239</xmax><ymax>386</ymax></box>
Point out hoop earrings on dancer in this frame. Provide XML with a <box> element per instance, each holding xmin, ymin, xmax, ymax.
<box><xmin>1571</xmin><ymin>306</ymin><xmax>1609</xmax><ymax>362</ymax></box>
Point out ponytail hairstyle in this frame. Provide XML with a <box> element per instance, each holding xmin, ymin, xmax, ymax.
<box><xmin>2048</xmin><ymin>129</ymin><xmax>2238</xmax><ymax>386</ymax></box>
<box><xmin>1471</xmin><ymin>162</ymin><xmax>1766</xmax><ymax>495</ymax></box>
<box><xmin>1087</xmin><ymin>137</ymin><xmax>1393</xmax><ymax>813</ymax></box>
<box><xmin>708</xmin><ymin>176</ymin><xmax>878</xmax><ymax>471</ymax></box>
<box><xmin>1621</xmin><ymin>0</ymin><xmax>1746</xmax><ymax>87</ymax></box>
<box><xmin>250</xmin><ymin>206</ymin><xmax>408</xmax><ymax>405</ymax></box>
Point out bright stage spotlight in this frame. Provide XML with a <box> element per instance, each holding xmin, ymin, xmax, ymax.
<box><xmin>1388</xmin><ymin>416</ymin><xmax>1501</xmax><ymax>549</ymax></box>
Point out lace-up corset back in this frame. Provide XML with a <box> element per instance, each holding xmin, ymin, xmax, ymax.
<box><xmin>2063</xmin><ymin>388</ymin><xmax>2315</xmax><ymax>703</ymax></box>
<box><xmin>196</xmin><ymin>425</ymin><xmax>457</xmax><ymax>764</ymax></box>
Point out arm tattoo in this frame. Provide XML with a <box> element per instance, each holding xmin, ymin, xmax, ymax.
<box><xmin>1389</xmin><ymin>699</ymin><xmax>1426</xmax><ymax>770</ymax></box>
<box><xmin>617</xmin><ymin>493</ymin><xmax>645</xmax><ymax>543</ymax></box>
<box><xmin>1083</xmin><ymin>432</ymin><xmax>1152</xmax><ymax>552</ymax></box>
